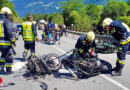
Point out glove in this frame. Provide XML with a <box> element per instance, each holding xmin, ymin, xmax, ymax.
<box><xmin>10</xmin><ymin>38</ymin><xmax>16</xmax><ymax>47</ymax></box>
<box><xmin>90</xmin><ymin>50</ymin><xmax>94</xmax><ymax>56</ymax></box>
<box><xmin>35</xmin><ymin>36</ymin><xmax>39</xmax><ymax>42</ymax></box>
<box><xmin>73</xmin><ymin>49</ymin><xmax>78</xmax><ymax>54</ymax></box>
<box><xmin>78</xmin><ymin>49</ymin><xmax>86</xmax><ymax>55</ymax></box>
<box><xmin>12</xmin><ymin>41</ymin><xmax>16</xmax><ymax>47</ymax></box>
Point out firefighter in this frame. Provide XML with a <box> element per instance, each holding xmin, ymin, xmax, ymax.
<box><xmin>0</xmin><ymin>7</ymin><xmax>16</xmax><ymax>74</ymax></box>
<box><xmin>103</xmin><ymin>18</ymin><xmax>130</xmax><ymax>76</ymax></box>
<box><xmin>22</xmin><ymin>16</ymin><xmax>39</xmax><ymax>60</ymax></box>
<box><xmin>74</xmin><ymin>31</ymin><xmax>96</xmax><ymax>58</ymax></box>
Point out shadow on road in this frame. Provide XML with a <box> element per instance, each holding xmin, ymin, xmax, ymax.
<box><xmin>14</xmin><ymin>58</ymin><xmax>24</xmax><ymax>61</ymax></box>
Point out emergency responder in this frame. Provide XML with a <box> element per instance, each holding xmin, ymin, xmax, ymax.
<box><xmin>0</xmin><ymin>7</ymin><xmax>16</xmax><ymax>74</ymax></box>
<box><xmin>97</xmin><ymin>20</ymin><xmax>104</xmax><ymax>35</ymax></box>
<box><xmin>103</xmin><ymin>18</ymin><xmax>130</xmax><ymax>76</ymax></box>
<box><xmin>22</xmin><ymin>16</ymin><xmax>39</xmax><ymax>60</ymax></box>
<box><xmin>74</xmin><ymin>31</ymin><xmax>96</xmax><ymax>58</ymax></box>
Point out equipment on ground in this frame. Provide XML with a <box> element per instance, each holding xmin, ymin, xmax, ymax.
<box><xmin>96</xmin><ymin>40</ymin><xmax>116</xmax><ymax>53</ymax></box>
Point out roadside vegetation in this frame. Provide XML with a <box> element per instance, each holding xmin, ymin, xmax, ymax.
<box><xmin>0</xmin><ymin>0</ymin><xmax>130</xmax><ymax>31</ymax></box>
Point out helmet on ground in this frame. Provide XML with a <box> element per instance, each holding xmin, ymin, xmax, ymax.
<box><xmin>86</xmin><ymin>31</ymin><xmax>95</xmax><ymax>42</ymax></box>
<box><xmin>0</xmin><ymin>7</ymin><xmax>12</xmax><ymax>15</ymax></box>
<box><xmin>103</xmin><ymin>18</ymin><xmax>113</xmax><ymax>27</ymax></box>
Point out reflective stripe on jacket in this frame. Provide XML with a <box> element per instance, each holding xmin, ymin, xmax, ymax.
<box><xmin>0</xmin><ymin>20</ymin><xmax>11</xmax><ymax>46</ymax></box>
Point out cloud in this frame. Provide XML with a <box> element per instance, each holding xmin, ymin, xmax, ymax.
<box><xmin>41</xmin><ymin>2</ymin><xmax>54</xmax><ymax>7</ymax></box>
<box><xmin>55</xmin><ymin>6</ymin><xmax>60</xmax><ymax>10</ymax></box>
<box><xmin>25</xmin><ymin>1</ymin><xmax>44</xmax><ymax>8</ymax></box>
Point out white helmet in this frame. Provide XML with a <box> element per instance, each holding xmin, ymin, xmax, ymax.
<box><xmin>103</xmin><ymin>18</ymin><xmax>113</xmax><ymax>27</ymax></box>
<box><xmin>87</xmin><ymin>31</ymin><xmax>95</xmax><ymax>42</ymax></box>
<box><xmin>0</xmin><ymin>7</ymin><xmax>12</xmax><ymax>15</ymax></box>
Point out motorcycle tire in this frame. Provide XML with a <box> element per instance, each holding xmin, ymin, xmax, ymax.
<box><xmin>45</xmin><ymin>53</ymin><xmax>61</xmax><ymax>71</ymax></box>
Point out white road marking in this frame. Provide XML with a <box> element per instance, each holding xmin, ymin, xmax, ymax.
<box><xmin>52</xmin><ymin>45</ymin><xmax>130</xmax><ymax>90</ymax></box>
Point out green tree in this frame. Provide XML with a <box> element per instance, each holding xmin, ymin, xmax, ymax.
<box><xmin>48</xmin><ymin>12</ymin><xmax>64</xmax><ymax>25</ymax></box>
<box><xmin>127</xmin><ymin>0</ymin><xmax>130</xmax><ymax>16</ymax></box>
<box><xmin>85</xmin><ymin>4</ymin><xmax>102</xmax><ymax>23</ymax></box>
<box><xmin>0</xmin><ymin>0</ymin><xmax>17</xmax><ymax>20</ymax></box>
<box><xmin>128</xmin><ymin>0</ymin><xmax>130</xmax><ymax>5</ymax></box>
<box><xmin>68</xmin><ymin>10</ymin><xmax>92</xmax><ymax>31</ymax></box>
<box><xmin>117</xmin><ymin>16</ymin><xmax>130</xmax><ymax>27</ymax></box>
<box><xmin>60</xmin><ymin>0</ymin><xmax>84</xmax><ymax>25</ymax></box>
<box><xmin>102</xmin><ymin>0</ymin><xmax>128</xmax><ymax>19</ymax></box>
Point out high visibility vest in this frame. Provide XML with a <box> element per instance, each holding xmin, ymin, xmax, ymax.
<box><xmin>0</xmin><ymin>21</ymin><xmax>11</xmax><ymax>46</ymax></box>
<box><xmin>22</xmin><ymin>22</ymin><xmax>35</xmax><ymax>41</ymax></box>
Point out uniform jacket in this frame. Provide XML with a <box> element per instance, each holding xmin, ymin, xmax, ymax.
<box><xmin>0</xmin><ymin>14</ymin><xmax>14</xmax><ymax>46</ymax></box>
<box><xmin>110</xmin><ymin>20</ymin><xmax>130</xmax><ymax>41</ymax></box>
<box><xmin>75</xmin><ymin>34</ymin><xmax>96</xmax><ymax>52</ymax></box>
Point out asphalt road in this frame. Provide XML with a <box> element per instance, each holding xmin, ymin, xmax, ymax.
<box><xmin>0</xmin><ymin>30</ymin><xmax>130</xmax><ymax>90</ymax></box>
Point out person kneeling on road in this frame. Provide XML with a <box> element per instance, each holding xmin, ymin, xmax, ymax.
<box><xmin>0</xmin><ymin>7</ymin><xmax>16</xmax><ymax>75</ymax></box>
<box><xmin>22</xmin><ymin>16</ymin><xmax>39</xmax><ymax>60</ymax></box>
<box><xmin>103</xmin><ymin>18</ymin><xmax>130</xmax><ymax>76</ymax></box>
<box><xmin>73</xmin><ymin>31</ymin><xmax>96</xmax><ymax>59</ymax></box>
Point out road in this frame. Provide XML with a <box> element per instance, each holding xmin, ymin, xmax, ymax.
<box><xmin>0</xmin><ymin>30</ymin><xmax>130</xmax><ymax>90</ymax></box>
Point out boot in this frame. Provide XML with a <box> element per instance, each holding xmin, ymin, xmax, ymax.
<box><xmin>0</xmin><ymin>65</ymin><xmax>5</xmax><ymax>74</ymax></box>
<box><xmin>111</xmin><ymin>66</ymin><xmax>122</xmax><ymax>76</ymax></box>
<box><xmin>6</xmin><ymin>67</ymin><xmax>14</xmax><ymax>75</ymax></box>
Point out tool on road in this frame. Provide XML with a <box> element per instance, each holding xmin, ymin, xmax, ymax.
<box><xmin>40</xmin><ymin>82</ymin><xmax>48</xmax><ymax>90</ymax></box>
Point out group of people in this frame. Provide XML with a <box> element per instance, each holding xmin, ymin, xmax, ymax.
<box><xmin>0</xmin><ymin>7</ymin><xmax>39</xmax><ymax>74</ymax></box>
<box><xmin>40</xmin><ymin>21</ymin><xmax>67</xmax><ymax>42</ymax></box>
<box><xmin>0</xmin><ymin>7</ymin><xmax>130</xmax><ymax>77</ymax></box>
<box><xmin>75</xmin><ymin>18</ymin><xmax>130</xmax><ymax>76</ymax></box>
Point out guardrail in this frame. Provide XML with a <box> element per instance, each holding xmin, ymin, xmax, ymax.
<box><xmin>66</xmin><ymin>29</ymin><xmax>118</xmax><ymax>43</ymax></box>
<box><xmin>66</xmin><ymin>26</ymin><xmax>110</xmax><ymax>35</ymax></box>
<box><xmin>66</xmin><ymin>26</ymin><xmax>94</xmax><ymax>32</ymax></box>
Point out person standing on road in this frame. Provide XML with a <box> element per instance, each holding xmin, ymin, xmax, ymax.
<box><xmin>97</xmin><ymin>20</ymin><xmax>104</xmax><ymax>35</ymax></box>
<box><xmin>22</xmin><ymin>16</ymin><xmax>39</xmax><ymax>60</ymax></box>
<box><xmin>103</xmin><ymin>18</ymin><xmax>130</xmax><ymax>76</ymax></box>
<box><xmin>0</xmin><ymin>7</ymin><xmax>16</xmax><ymax>74</ymax></box>
<box><xmin>61</xmin><ymin>23</ymin><xmax>66</xmax><ymax>37</ymax></box>
<box><xmin>74</xmin><ymin>31</ymin><xmax>96</xmax><ymax>58</ymax></box>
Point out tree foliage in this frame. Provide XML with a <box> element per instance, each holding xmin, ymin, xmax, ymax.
<box><xmin>117</xmin><ymin>16</ymin><xmax>130</xmax><ymax>27</ymax></box>
<box><xmin>60</xmin><ymin>0</ymin><xmax>84</xmax><ymax>25</ymax></box>
<box><xmin>20</xmin><ymin>0</ymin><xmax>130</xmax><ymax>32</ymax></box>
<box><xmin>48</xmin><ymin>12</ymin><xmax>64</xmax><ymax>25</ymax></box>
<box><xmin>102</xmin><ymin>0</ymin><xmax>128</xmax><ymax>19</ymax></box>
<box><xmin>128</xmin><ymin>0</ymin><xmax>130</xmax><ymax>5</ymax></box>
<box><xmin>0</xmin><ymin>0</ymin><xmax>17</xmax><ymax>20</ymax></box>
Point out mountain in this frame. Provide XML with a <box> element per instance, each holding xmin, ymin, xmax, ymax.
<box><xmin>10</xmin><ymin>0</ymin><xmax>128</xmax><ymax>17</ymax></box>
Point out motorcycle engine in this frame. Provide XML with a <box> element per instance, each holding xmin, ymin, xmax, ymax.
<box><xmin>75</xmin><ymin>58</ymin><xmax>102</xmax><ymax>76</ymax></box>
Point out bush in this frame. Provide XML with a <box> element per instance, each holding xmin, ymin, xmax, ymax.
<box><xmin>117</xmin><ymin>16</ymin><xmax>130</xmax><ymax>27</ymax></box>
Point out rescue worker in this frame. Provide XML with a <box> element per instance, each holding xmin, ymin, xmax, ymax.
<box><xmin>103</xmin><ymin>18</ymin><xmax>130</xmax><ymax>76</ymax></box>
<box><xmin>97</xmin><ymin>20</ymin><xmax>104</xmax><ymax>35</ymax></box>
<box><xmin>0</xmin><ymin>7</ymin><xmax>16</xmax><ymax>74</ymax></box>
<box><xmin>22</xmin><ymin>16</ymin><xmax>39</xmax><ymax>60</ymax></box>
<box><xmin>74</xmin><ymin>31</ymin><xmax>96</xmax><ymax>58</ymax></box>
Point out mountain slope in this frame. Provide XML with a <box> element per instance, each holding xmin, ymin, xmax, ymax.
<box><xmin>10</xmin><ymin>0</ymin><xmax>128</xmax><ymax>17</ymax></box>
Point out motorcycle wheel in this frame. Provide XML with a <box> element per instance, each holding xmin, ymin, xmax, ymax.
<box><xmin>45</xmin><ymin>53</ymin><xmax>61</xmax><ymax>71</ymax></box>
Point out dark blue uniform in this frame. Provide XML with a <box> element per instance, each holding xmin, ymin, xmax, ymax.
<box><xmin>110</xmin><ymin>20</ymin><xmax>130</xmax><ymax>68</ymax></box>
<box><xmin>75</xmin><ymin>34</ymin><xmax>96</xmax><ymax>57</ymax></box>
<box><xmin>0</xmin><ymin>14</ymin><xmax>15</xmax><ymax>73</ymax></box>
